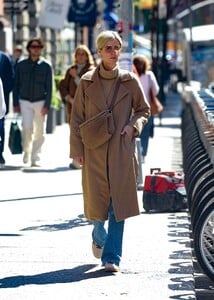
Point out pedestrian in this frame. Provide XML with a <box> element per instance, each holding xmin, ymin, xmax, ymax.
<box><xmin>0</xmin><ymin>50</ymin><xmax>14</xmax><ymax>165</ymax></box>
<box><xmin>11</xmin><ymin>45</ymin><xmax>24</xmax><ymax>69</ymax></box>
<box><xmin>133</xmin><ymin>54</ymin><xmax>160</xmax><ymax>162</ymax></box>
<box><xmin>70</xmin><ymin>30</ymin><xmax>150</xmax><ymax>272</ymax></box>
<box><xmin>0</xmin><ymin>78</ymin><xmax>6</xmax><ymax>119</ymax></box>
<box><xmin>58</xmin><ymin>44</ymin><xmax>94</xmax><ymax>169</ymax></box>
<box><xmin>13</xmin><ymin>37</ymin><xmax>53</xmax><ymax>167</ymax></box>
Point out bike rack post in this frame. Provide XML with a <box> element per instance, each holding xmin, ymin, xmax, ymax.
<box><xmin>136</xmin><ymin>137</ymin><xmax>143</xmax><ymax>190</ymax></box>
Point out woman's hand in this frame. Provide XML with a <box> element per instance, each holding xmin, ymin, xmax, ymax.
<box><xmin>73</xmin><ymin>156</ymin><xmax>84</xmax><ymax>166</ymax></box>
<box><xmin>121</xmin><ymin>125</ymin><xmax>134</xmax><ymax>138</ymax></box>
<box><xmin>67</xmin><ymin>96</ymin><xmax>74</xmax><ymax>104</ymax></box>
<box><xmin>69</xmin><ymin>67</ymin><xmax>78</xmax><ymax>79</ymax></box>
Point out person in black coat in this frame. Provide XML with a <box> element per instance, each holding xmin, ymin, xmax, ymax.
<box><xmin>0</xmin><ymin>51</ymin><xmax>14</xmax><ymax>164</ymax></box>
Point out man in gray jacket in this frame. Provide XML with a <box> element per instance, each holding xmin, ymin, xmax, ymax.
<box><xmin>13</xmin><ymin>37</ymin><xmax>53</xmax><ymax>167</ymax></box>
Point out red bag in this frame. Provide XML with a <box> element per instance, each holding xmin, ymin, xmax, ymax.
<box><xmin>143</xmin><ymin>168</ymin><xmax>187</xmax><ymax>212</ymax></box>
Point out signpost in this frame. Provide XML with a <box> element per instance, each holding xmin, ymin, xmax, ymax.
<box><xmin>117</xmin><ymin>0</ymin><xmax>143</xmax><ymax>189</ymax></box>
<box><xmin>117</xmin><ymin>0</ymin><xmax>133</xmax><ymax>71</ymax></box>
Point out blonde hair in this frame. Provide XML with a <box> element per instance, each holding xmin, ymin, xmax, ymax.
<box><xmin>96</xmin><ymin>31</ymin><xmax>122</xmax><ymax>51</ymax></box>
<box><xmin>73</xmin><ymin>44</ymin><xmax>94</xmax><ymax>66</ymax></box>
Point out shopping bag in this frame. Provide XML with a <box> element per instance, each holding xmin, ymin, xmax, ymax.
<box><xmin>8</xmin><ymin>121</ymin><xmax>23</xmax><ymax>154</ymax></box>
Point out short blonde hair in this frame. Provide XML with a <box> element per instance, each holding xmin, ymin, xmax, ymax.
<box><xmin>96</xmin><ymin>30</ymin><xmax>122</xmax><ymax>51</ymax></box>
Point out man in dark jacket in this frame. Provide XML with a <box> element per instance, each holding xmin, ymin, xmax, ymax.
<box><xmin>13</xmin><ymin>37</ymin><xmax>53</xmax><ymax>167</ymax></box>
<box><xmin>0</xmin><ymin>51</ymin><xmax>14</xmax><ymax>164</ymax></box>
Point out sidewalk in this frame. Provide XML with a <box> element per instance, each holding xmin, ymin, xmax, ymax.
<box><xmin>0</xmin><ymin>91</ymin><xmax>195</xmax><ymax>299</ymax></box>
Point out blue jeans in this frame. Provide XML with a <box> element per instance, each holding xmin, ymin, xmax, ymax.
<box><xmin>140</xmin><ymin>116</ymin><xmax>154</xmax><ymax>156</ymax></box>
<box><xmin>92</xmin><ymin>202</ymin><xmax>124</xmax><ymax>267</ymax></box>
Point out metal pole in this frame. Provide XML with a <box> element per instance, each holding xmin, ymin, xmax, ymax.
<box><xmin>118</xmin><ymin>0</ymin><xmax>143</xmax><ymax>189</ymax></box>
<box><xmin>118</xmin><ymin>0</ymin><xmax>133</xmax><ymax>71</ymax></box>
<box><xmin>11</xmin><ymin>0</ymin><xmax>16</xmax><ymax>51</ymax></box>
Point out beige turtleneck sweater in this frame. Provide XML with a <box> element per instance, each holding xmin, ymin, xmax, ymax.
<box><xmin>99</xmin><ymin>63</ymin><xmax>119</xmax><ymax>107</ymax></box>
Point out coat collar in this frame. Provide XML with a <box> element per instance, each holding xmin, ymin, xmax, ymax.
<box><xmin>83</xmin><ymin>66</ymin><xmax>132</xmax><ymax>111</ymax></box>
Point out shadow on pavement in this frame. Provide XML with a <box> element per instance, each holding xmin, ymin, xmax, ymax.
<box><xmin>0</xmin><ymin>165</ymin><xmax>23</xmax><ymax>171</ymax></box>
<box><xmin>167</xmin><ymin>213</ymin><xmax>195</xmax><ymax>298</ymax></box>
<box><xmin>0</xmin><ymin>233</ymin><xmax>22</xmax><ymax>237</ymax></box>
<box><xmin>20</xmin><ymin>214</ymin><xmax>91</xmax><ymax>232</ymax></box>
<box><xmin>0</xmin><ymin>264</ymin><xmax>113</xmax><ymax>289</ymax></box>
<box><xmin>22</xmin><ymin>166</ymin><xmax>72</xmax><ymax>173</ymax></box>
<box><xmin>0</xmin><ymin>166</ymin><xmax>74</xmax><ymax>173</ymax></box>
<box><xmin>0</xmin><ymin>192</ymin><xmax>83</xmax><ymax>203</ymax></box>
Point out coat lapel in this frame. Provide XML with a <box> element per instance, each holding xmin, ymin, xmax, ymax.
<box><xmin>84</xmin><ymin>67</ymin><xmax>131</xmax><ymax>111</ymax></box>
<box><xmin>85</xmin><ymin>70</ymin><xmax>107</xmax><ymax>111</ymax></box>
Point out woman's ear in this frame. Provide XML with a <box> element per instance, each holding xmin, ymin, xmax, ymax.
<box><xmin>98</xmin><ymin>49</ymin><xmax>102</xmax><ymax>58</ymax></box>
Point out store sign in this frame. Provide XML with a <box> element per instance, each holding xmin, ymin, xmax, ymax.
<box><xmin>38</xmin><ymin>0</ymin><xmax>70</xmax><ymax>30</ymax></box>
<box><xmin>67</xmin><ymin>0</ymin><xmax>97</xmax><ymax>26</ymax></box>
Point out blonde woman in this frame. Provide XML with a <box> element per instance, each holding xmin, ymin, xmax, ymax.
<box><xmin>59</xmin><ymin>45</ymin><xmax>94</xmax><ymax>169</ymax></box>
<box><xmin>59</xmin><ymin>45</ymin><xmax>94</xmax><ymax>124</ymax></box>
<box><xmin>70</xmin><ymin>31</ymin><xmax>150</xmax><ymax>272</ymax></box>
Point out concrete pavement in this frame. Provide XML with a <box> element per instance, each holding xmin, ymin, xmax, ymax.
<box><xmin>0</xmin><ymin>91</ymin><xmax>196</xmax><ymax>299</ymax></box>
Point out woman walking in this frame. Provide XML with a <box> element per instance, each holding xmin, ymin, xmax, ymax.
<box><xmin>59</xmin><ymin>45</ymin><xmax>94</xmax><ymax>169</ymax></box>
<box><xmin>133</xmin><ymin>55</ymin><xmax>160</xmax><ymax>162</ymax></box>
<box><xmin>70</xmin><ymin>31</ymin><xmax>150</xmax><ymax>272</ymax></box>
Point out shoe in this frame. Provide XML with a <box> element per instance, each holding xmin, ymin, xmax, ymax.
<box><xmin>104</xmin><ymin>262</ymin><xmax>120</xmax><ymax>273</ymax></box>
<box><xmin>137</xmin><ymin>183</ymin><xmax>144</xmax><ymax>191</ymax></box>
<box><xmin>0</xmin><ymin>153</ymin><xmax>5</xmax><ymax>165</ymax></box>
<box><xmin>69</xmin><ymin>161</ymin><xmax>81</xmax><ymax>169</ymax></box>
<box><xmin>31</xmin><ymin>162</ymin><xmax>41</xmax><ymax>167</ymax></box>
<box><xmin>23</xmin><ymin>153</ymin><xmax>30</xmax><ymax>164</ymax></box>
<box><xmin>92</xmin><ymin>241</ymin><xmax>103</xmax><ymax>259</ymax></box>
<box><xmin>141</xmin><ymin>155</ymin><xmax>145</xmax><ymax>163</ymax></box>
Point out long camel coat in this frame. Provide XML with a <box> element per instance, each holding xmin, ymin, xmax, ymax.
<box><xmin>70</xmin><ymin>66</ymin><xmax>150</xmax><ymax>222</ymax></box>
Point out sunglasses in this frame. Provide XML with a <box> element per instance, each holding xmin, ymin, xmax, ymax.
<box><xmin>103</xmin><ymin>45</ymin><xmax>121</xmax><ymax>53</ymax></box>
<box><xmin>30</xmin><ymin>45</ymin><xmax>43</xmax><ymax>49</ymax></box>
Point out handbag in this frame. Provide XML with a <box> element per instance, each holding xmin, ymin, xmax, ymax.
<box><xmin>149</xmin><ymin>88</ymin><xmax>164</xmax><ymax>116</ymax></box>
<box><xmin>79</xmin><ymin>78</ymin><xmax>120</xmax><ymax>150</ymax></box>
<box><xmin>8</xmin><ymin>120</ymin><xmax>23</xmax><ymax>154</ymax></box>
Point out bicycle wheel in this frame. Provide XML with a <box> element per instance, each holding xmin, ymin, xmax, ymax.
<box><xmin>194</xmin><ymin>201</ymin><xmax>214</xmax><ymax>281</ymax></box>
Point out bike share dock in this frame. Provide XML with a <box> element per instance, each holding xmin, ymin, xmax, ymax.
<box><xmin>182</xmin><ymin>87</ymin><xmax>214</xmax><ymax>297</ymax></box>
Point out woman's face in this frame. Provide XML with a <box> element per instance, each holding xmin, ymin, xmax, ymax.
<box><xmin>99</xmin><ymin>39</ymin><xmax>121</xmax><ymax>70</ymax></box>
<box><xmin>75</xmin><ymin>50</ymin><xmax>88</xmax><ymax>64</ymax></box>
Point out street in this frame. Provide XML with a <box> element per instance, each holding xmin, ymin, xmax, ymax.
<box><xmin>0</xmin><ymin>91</ymin><xmax>212</xmax><ymax>299</ymax></box>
